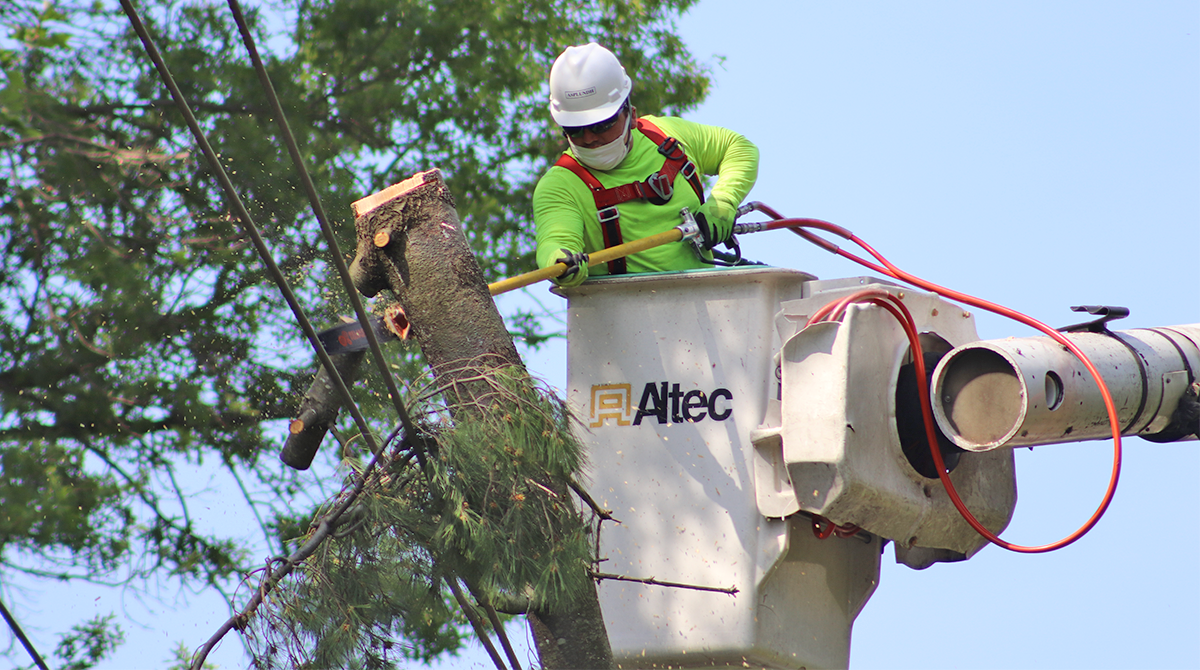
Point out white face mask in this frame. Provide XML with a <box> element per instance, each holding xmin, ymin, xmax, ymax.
<box><xmin>569</xmin><ymin>114</ymin><xmax>632</xmax><ymax>171</ymax></box>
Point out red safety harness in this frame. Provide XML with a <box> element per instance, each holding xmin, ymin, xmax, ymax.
<box><xmin>553</xmin><ymin>118</ymin><xmax>705</xmax><ymax>275</ymax></box>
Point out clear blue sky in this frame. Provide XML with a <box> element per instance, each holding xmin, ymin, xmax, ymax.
<box><xmin>8</xmin><ymin>2</ymin><xmax>1197</xmax><ymax>669</ymax></box>
<box><xmin>679</xmin><ymin>2</ymin><xmax>1199</xmax><ymax>668</ymax></box>
<box><xmin>520</xmin><ymin>2</ymin><xmax>1199</xmax><ymax>669</ymax></box>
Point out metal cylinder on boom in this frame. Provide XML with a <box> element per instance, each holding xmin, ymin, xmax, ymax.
<box><xmin>930</xmin><ymin>325</ymin><xmax>1200</xmax><ymax>451</ymax></box>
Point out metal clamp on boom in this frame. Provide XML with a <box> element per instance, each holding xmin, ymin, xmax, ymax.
<box><xmin>1059</xmin><ymin>305</ymin><xmax>1130</xmax><ymax>333</ymax></box>
<box><xmin>677</xmin><ymin>206</ymin><xmax>706</xmax><ymax>259</ymax></box>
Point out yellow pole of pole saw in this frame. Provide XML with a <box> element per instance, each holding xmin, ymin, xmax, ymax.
<box><xmin>488</xmin><ymin>228</ymin><xmax>685</xmax><ymax>296</ymax></box>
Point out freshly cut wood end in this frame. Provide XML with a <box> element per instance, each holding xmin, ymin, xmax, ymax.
<box><xmin>351</xmin><ymin>168</ymin><xmax>440</xmax><ymax>218</ymax></box>
<box><xmin>373</xmin><ymin>230</ymin><xmax>391</xmax><ymax>248</ymax></box>
<box><xmin>384</xmin><ymin>303</ymin><xmax>411</xmax><ymax>340</ymax></box>
<box><xmin>289</xmin><ymin>418</ymin><xmax>306</xmax><ymax>435</ymax></box>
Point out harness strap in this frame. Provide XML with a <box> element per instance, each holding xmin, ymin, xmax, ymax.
<box><xmin>637</xmin><ymin>119</ymin><xmax>706</xmax><ymax>206</ymax></box>
<box><xmin>554</xmin><ymin>118</ymin><xmax>705</xmax><ymax>275</ymax></box>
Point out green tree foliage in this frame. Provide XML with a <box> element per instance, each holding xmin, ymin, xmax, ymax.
<box><xmin>251</xmin><ymin>368</ymin><xmax>594</xmax><ymax>668</ymax></box>
<box><xmin>51</xmin><ymin>615</ymin><xmax>125</xmax><ymax>670</ymax></box>
<box><xmin>0</xmin><ymin>0</ymin><xmax>708</xmax><ymax>661</ymax></box>
<box><xmin>12</xmin><ymin>614</ymin><xmax>126</xmax><ymax>670</ymax></box>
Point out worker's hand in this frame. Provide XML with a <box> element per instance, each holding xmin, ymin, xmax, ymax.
<box><xmin>698</xmin><ymin>199</ymin><xmax>735</xmax><ymax>247</ymax></box>
<box><xmin>555</xmin><ymin>248</ymin><xmax>589</xmax><ymax>281</ymax></box>
<box><xmin>694</xmin><ymin>211</ymin><xmax>716</xmax><ymax>250</ymax></box>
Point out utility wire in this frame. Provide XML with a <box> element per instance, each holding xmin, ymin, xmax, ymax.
<box><xmin>0</xmin><ymin>594</ymin><xmax>50</xmax><ymax>670</ymax></box>
<box><xmin>121</xmin><ymin>5</ymin><xmax>512</xmax><ymax>668</ymax></box>
<box><xmin>446</xmin><ymin>578</ymin><xmax>510</xmax><ymax>670</ymax></box>
<box><xmin>118</xmin><ymin>0</ymin><xmax>384</xmax><ymax>459</ymax></box>
<box><xmin>223</xmin><ymin>0</ymin><xmax>423</xmax><ymax>460</ymax></box>
<box><xmin>221</xmin><ymin>2</ymin><xmax>515</xmax><ymax>647</ymax></box>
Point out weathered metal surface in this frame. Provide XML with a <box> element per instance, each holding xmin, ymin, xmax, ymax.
<box><xmin>932</xmin><ymin>325</ymin><xmax>1200</xmax><ymax>450</ymax></box>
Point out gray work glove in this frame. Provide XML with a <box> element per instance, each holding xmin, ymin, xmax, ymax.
<box><xmin>698</xmin><ymin>199</ymin><xmax>735</xmax><ymax>246</ymax></box>
<box><xmin>555</xmin><ymin>248</ymin><xmax>589</xmax><ymax>280</ymax></box>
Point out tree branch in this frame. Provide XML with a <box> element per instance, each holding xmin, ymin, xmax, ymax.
<box><xmin>80</xmin><ymin>438</ymin><xmax>241</xmax><ymax>584</ymax></box>
<box><xmin>226</xmin><ymin>461</ymin><xmax>276</xmax><ymax>551</ymax></box>
<box><xmin>568</xmin><ymin>478</ymin><xmax>615</xmax><ymax>522</ymax></box>
<box><xmin>188</xmin><ymin>445</ymin><xmax>390</xmax><ymax>670</ymax></box>
<box><xmin>589</xmin><ymin>571</ymin><xmax>739</xmax><ymax>596</ymax></box>
<box><xmin>64</xmin><ymin>99</ymin><xmax>270</xmax><ymax>117</ymax></box>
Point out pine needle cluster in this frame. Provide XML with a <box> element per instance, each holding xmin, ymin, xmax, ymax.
<box><xmin>246</xmin><ymin>365</ymin><xmax>595</xmax><ymax>669</ymax></box>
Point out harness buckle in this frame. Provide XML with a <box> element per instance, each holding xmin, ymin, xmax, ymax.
<box><xmin>680</xmin><ymin>160</ymin><xmax>697</xmax><ymax>181</ymax></box>
<box><xmin>598</xmin><ymin>206</ymin><xmax>620</xmax><ymax>225</ymax></box>
<box><xmin>657</xmin><ymin>137</ymin><xmax>684</xmax><ymax>161</ymax></box>
<box><xmin>645</xmin><ymin>172</ymin><xmax>674</xmax><ymax>205</ymax></box>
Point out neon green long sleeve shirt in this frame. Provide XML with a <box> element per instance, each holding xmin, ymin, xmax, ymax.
<box><xmin>533</xmin><ymin>114</ymin><xmax>758</xmax><ymax>287</ymax></box>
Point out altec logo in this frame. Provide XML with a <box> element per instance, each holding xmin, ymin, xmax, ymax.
<box><xmin>589</xmin><ymin>382</ymin><xmax>733</xmax><ymax>428</ymax></box>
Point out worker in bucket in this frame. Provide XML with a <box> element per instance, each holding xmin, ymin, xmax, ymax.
<box><xmin>533</xmin><ymin>42</ymin><xmax>759</xmax><ymax>287</ymax></box>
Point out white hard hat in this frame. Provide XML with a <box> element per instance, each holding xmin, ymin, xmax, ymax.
<box><xmin>548</xmin><ymin>43</ymin><xmax>632</xmax><ymax>127</ymax></box>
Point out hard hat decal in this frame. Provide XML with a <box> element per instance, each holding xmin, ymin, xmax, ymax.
<box><xmin>565</xmin><ymin>86</ymin><xmax>597</xmax><ymax>100</ymax></box>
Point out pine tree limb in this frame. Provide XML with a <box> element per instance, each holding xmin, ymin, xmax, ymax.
<box><xmin>490</xmin><ymin>593</ymin><xmax>531</xmax><ymax>616</ymax></box>
<box><xmin>188</xmin><ymin>441</ymin><xmax>394</xmax><ymax>670</ymax></box>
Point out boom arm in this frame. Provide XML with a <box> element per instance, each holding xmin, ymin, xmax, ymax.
<box><xmin>931</xmin><ymin>325</ymin><xmax>1200</xmax><ymax>451</ymax></box>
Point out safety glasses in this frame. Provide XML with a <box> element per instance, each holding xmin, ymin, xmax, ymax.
<box><xmin>562</xmin><ymin>109</ymin><xmax>625</xmax><ymax>139</ymax></box>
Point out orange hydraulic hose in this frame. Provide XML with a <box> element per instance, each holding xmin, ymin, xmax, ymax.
<box><xmin>760</xmin><ymin>203</ymin><xmax>1123</xmax><ymax>553</ymax></box>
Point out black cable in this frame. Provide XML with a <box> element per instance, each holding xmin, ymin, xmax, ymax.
<box><xmin>118</xmin><ymin>0</ymin><xmax>383</xmax><ymax>458</ymax></box>
<box><xmin>0</xmin><ymin>594</ymin><xmax>50</xmax><ymax>670</ymax></box>
<box><xmin>223</xmin><ymin>0</ymin><xmax>424</xmax><ymax>464</ymax></box>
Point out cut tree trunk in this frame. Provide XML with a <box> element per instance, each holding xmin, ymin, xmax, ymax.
<box><xmin>349</xmin><ymin>169</ymin><xmax>614</xmax><ymax>669</ymax></box>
